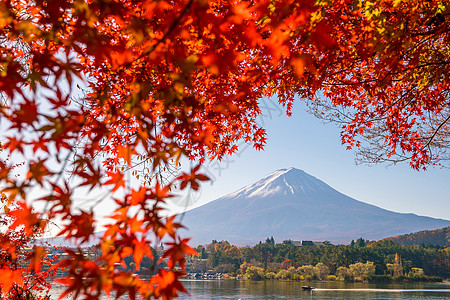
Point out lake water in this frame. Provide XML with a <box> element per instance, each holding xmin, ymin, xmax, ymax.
<box><xmin>51</xmin><ymin>280</ymin><xmax>450</xmax><ymax>299</ymax></box>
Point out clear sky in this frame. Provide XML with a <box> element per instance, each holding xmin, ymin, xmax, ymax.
<box><xmin>169</xmin><ymin>97</ymin><xmax>450</xmax><ymax>221</ymax></box>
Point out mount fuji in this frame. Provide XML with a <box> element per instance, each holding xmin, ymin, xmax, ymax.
<box><xmin>179</xmin><ymin>168</ymin><xmax>450</xmax><ymax>245</ymax></box>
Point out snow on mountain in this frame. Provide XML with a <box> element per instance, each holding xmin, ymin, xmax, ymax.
<box><xmin>178</xmin><ymin>168</ymin><xmax>450</xmax><ymax>245</ymax></box>
<box><xmin>228</xmin><ymin>168</ymin><xmax>329</xmax><ymax>198</ymax></box>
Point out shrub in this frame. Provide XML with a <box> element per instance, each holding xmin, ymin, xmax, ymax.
<box><xmin>275</xmin><ymin>270</ymin><xmax>288</xmax><ymax>280</ymax></box>
<box><xmin>408</xmin><ymin>268</ymin><xmax>424</xmax><ymax>277</ymax></box>
<box><xmin>245</xmin><ymin>266</ymin><xmax>265</xmax><ymax>280</ymax></box>
<box><xmin>292</xmin><ymin>274</ymin><xmax>302</xmax><ymax>281</ymax></box>
<box><xmin>265</xmin><ymin>272</ymin><xmax>276</xmax><ymax>279</ymax></box>
<box><xmin>326</xmin><ymin>275</ymin><xmax>337</xmax><ymax>281</ymax></box>
<box><xmin>315</xmin><ymin>263</ymin><xmax>330</xmax><ymax>280</ymax></box>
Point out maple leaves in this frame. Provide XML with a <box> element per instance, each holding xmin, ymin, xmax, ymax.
<box><xmin>51</xmin><ymin>180</ymin><xmax>196</xmax><ymax>299</ymax></box>
<box><xmin>0</xmin><ymin>267</ymin><xmax>24</xmax><ymax>296</ymax></box>
<box><xmin>0</xmin><ymin>194</ymin><xmax>55</xmax><ymax>299</ymax></box>
<box><xmin>177</xmin><ymin>165</ymin><xmax>209</xmax><ymax>191</ymax></box>
<box><xmin>1</xmin><ymin>0</ymin><xmax>449</xmax><ymax>299</ymax></box>
<box><xmin>307</xmin><ymin>0</ymin><xmax>450</xmax><ymax>169</ymax></box>
<box><xmin>9</xmin><ymin>201</ymin><xmax>44</xmax><ymax>236</ymax></box>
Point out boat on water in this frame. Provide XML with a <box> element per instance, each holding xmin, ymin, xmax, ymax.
<box><xmin>301</xmin><ymin>286</ymin><xmax>315</xmax><ymax>290</ymax></box>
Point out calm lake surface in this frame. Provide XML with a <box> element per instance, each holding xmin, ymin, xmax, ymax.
<box><xmin>51</xmin><ymin>280</ymin><xmax>450</xmax><ymax>299</ymax></box>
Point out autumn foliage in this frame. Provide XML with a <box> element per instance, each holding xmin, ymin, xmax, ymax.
<box><xmin>0</xmin><ymin>0</ymin><xmax>449</xmax><ymax>299</ymax></box>
<box><xmin>0</xmin><ymin>193</ymin><xmax>56</xmax><ymax>300</ymax></box>
<box><xmin>306</xmin><ymin>0</ymin><xmax>450</xmax><ymax>168</ymax></box>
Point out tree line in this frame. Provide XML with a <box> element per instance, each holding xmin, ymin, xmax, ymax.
<box><xmin>187</xmin><ymin>238</ymin><xmax>449</xmax><ymax>281</ymax></box>
<box><xmin>384</xmin><ymin>227</ymin><xmax>450</xmax><ymax>247</ymax></box>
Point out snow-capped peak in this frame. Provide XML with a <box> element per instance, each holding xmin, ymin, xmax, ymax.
<box><xmin>228</xmin><ymin>167</ymin><xmax>329</xmax><ymax>199</ymax></box>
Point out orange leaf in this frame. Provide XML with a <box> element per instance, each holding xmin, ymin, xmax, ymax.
<box><xmin>291</xmin><ymin>57</ymin><xmax>304</xmax><ymax>77</ymax></box>
<box><xmin>133</xmin><ymin>239</ymin><xmax>153</xmax><ymax>270</ymax></box>
<box><xmin>0</xmin><ymin>267</ymin><xmax>24</xmax><ymax>295</ymax></box>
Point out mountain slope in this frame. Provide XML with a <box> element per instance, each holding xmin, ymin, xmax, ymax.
<box><xmin>384</xmin><ymin>227</ymin><xmax>450</xmax><ymax>247</ymax></box>
<box><xmin>179</xmin><ymin>168</ymin><xmax>450</xmax><ymax>245</ymax></box>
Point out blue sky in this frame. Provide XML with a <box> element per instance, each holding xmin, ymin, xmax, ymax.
<box><xmin>169</xmin><ymin>97</ymin><xmax>450</xmax><ymax>221</ymax></box>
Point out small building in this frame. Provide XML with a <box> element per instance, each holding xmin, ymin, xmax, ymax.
<box><xmin>288</xmin><ymin>240</ymin><xmax>331</xmax><ymax>247</ymax></box>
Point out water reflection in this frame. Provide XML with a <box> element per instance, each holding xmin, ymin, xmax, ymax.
<box><xmin>176</xmin><ymin>280</ymin><xmax>450</xmax><ymax>300</ymax></box>
<box><xmin>51</xmin><ymin>280</ymin><xmax>450</xmax><ymax>300</ymax></box>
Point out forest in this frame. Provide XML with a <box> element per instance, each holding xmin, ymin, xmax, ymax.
<box><xmin>385</xmin><ymin>227</ymin><xmax>450</xmax><ymax>247</ymax></box>
<box><xmin>184</xmin><ymin>238</ymin><xmax>450</xmax><ymax>281</ymax></box>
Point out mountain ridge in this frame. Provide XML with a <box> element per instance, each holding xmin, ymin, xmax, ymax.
<box><xmin>179</xmin><ymin>168</ymin><xmax>450</xmax><ymax>245</ymax></box>
<box><xmin>383</xmin><ymin>227</ymin><xmax>450</xmax><ymax>247</ymax></box>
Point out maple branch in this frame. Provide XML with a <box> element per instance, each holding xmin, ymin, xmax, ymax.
<box><xmin>42</xmin><ymin>126</ymin><xmax>85</xmax><ymax>214</ymax></box>
<box><xmin>408</xmin><ymin>21</ymin><xmax>450</xmax><ymax>37</ymax></box>
<box><xmin>324</xmin><ymin>59</ymin><xmax>360</xmax><ymax>78</ymax></box>
<box><xmin>422</xmin><ymin>114</ymin><xmax>450</xmax><ymax>150</ymax></box>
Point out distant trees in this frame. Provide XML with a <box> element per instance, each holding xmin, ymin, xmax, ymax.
<box><xmin>386</xmin><ymin>253</ymin><xmax>403</xmax><ymax>277</ymax></box>
<box><xmin>187</xmin><ymin>239</ymin><xmax>449</xmax><ymax>280</ymax></box>
<box><xmin>315</xmin><ymin>263</ymin><xmax>330</xmax><ymax>280</ymax></box>
<box><xmin>337</xmin><ymin>262</ymin><xmax>376</xmax><ymax>281</ymax></box>
<box><xmin>295</xmin><ymin>263</ymin><xmax>329</xmax><ymax>280</ymax></box>
<box><xmin>244</xmin><ymin>265</ymin><xmax>265</xmax><ymax>280</ymax></box>
<box><xmin>350</xmin><ymin>238</ymin><xmax>371</xmax><ymax>248</ymax></box>
<box><xmin>253</xmin><ymin>242</ymin><xmax>276</xmax><ymax>269</ymax></box>
<box><xmin>297</xmin><ymin>265</ymin><xmax>316</xmax><ymax>280</ymax></box>
<box><xmin>203</xmin><ymin>240</ymin><xmax>242</xmax><ymax>271</ymax></box>
<box><xmin>384</xmin><ymin>227</ymin><xmax>450</xmax><ymax>247</ymax></box>
<box><xmin>409</xmin><ymin>268</ymin><xmax>425</xmax><ymax>277</ymax></box>
<box><xmin>190</xmin><ymin>259</ymin><xmax>208</xmax><ymax>273</ymax></box>
<box><xmin>265</xmin><ymin>237</ymin><xmax>275</xmax><ymax>245</ymax></box>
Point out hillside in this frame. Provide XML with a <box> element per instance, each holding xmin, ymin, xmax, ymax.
<box><xmin>179</xmin><ymin>168</ymin><xmax>450</xmax><ymax>245</ymax></box>
<box><xmin>384</xmin><ymin>227</ymin><xmax>450</xmax><ymax>247</ymax></box>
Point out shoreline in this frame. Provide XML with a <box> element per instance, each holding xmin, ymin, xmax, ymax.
<box><xmin>183</xmin><ymin>272</ymin><xmax>446</xmax><ymax>284</ymax></box>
